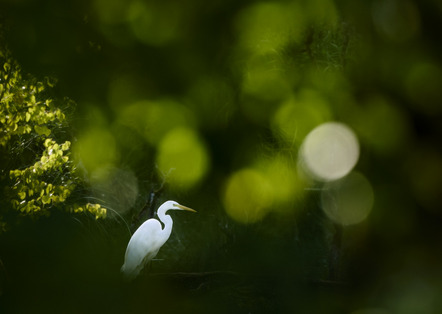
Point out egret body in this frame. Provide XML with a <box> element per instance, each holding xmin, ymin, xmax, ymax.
<box><xmin>121</xmin><ymin>200</ymin><xmax>196</xmax><ymax>280</ymax></box>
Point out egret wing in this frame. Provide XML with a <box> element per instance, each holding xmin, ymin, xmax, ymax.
<box><xmin>121</xmin><ymin>219</ymin><xmax>163</xmax><ymax>279</ymax></box>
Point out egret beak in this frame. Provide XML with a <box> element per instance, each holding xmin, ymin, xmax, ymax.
<box><xmin>176</xmin><ymin>204</ymin><xmax>197</xmax><ymax>213</ymax></box>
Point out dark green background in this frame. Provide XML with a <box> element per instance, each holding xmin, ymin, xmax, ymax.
<box><xmin>1</xmin><ymin>0</ymin><xmax>442</xmax><ymax>313</ymax></box>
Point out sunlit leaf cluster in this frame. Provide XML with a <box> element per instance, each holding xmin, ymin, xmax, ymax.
<box><xmin>0</xmin><ymin>60</ymin><xmax>64</xmax><ymax>146</ymax></box>
<box><xmin>0</xmin><ymin>48</ymin><xmax>105</xmax><ymax>232</ymax></box>
<box><xmin>9</xmin><ymin>139</ymin><xmax>73</xmax><ymax>213</ymax></box>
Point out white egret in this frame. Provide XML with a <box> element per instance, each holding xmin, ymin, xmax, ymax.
<box><xmin>121</xmin><ymin>200</ymin><xmax>196</xmax><ymax>280</ymax></box>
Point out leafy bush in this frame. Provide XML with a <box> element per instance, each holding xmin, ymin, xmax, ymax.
<box><xmin>0</xmin><ymin>47</ymin><xmax>105</xmax><ymax>233</ymax></box>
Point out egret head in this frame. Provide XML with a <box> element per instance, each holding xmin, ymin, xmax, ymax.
<box><xmin>160</xmin><ymin>200</ymin><xmax>197</xmax><ymax>214</ymax></box>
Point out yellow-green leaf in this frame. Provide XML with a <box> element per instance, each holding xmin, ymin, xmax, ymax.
<box><xmin>61</xmin><ymin>141</ymin><xmax>71</xmax><ymax>151</ymax></box>
<box><xmin>34</xmin><ymin>125</ymin><xmax>51</xmax><ymax>136</ymax></box>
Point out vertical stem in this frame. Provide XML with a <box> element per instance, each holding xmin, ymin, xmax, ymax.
<box><xmin>329</xmin><ymin>223</ymin><xmax>343</xmax><ymax>281</ymax></box>
<box><xmin>130</xmin><ymin>185</ymin><xmax>163</xmax><ymax>231</ymax></box>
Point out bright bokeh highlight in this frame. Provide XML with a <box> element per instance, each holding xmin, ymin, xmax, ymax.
<box><xmin>73</xmin><ymin>127</ymin><xmax>118</xmax><ymax>174</ymax></box>
<box><xmin>156</xmin><ymin>127</ymin><xmax>209</xmax><ymax>190</ymax></box>
<box><xmin>272</xmin><ymin>89</ymin><xmax>332</xmax><ymax>145</ymax></box>
<box><xmin>300</xmin><ymin>122</ymin><xmax>359</xmax><ymax>181</ymax></box>
<box><xmin>235</xmin><ymin>2</ymin><xmax>305</xmax><ymax>55</ymax></box>
<box><xmin>223</xmin><ymin>168</ymin><xmax>273</xmax><ymax>224</ymax></box>
<box><xmin>255</xmin><ymin>154</ymin><xmax>306</xmax><ymax>210</ymax></box>
<box><xmin>223</xmin><ymin>153</ymin><xmax>307</xmax><ymax>222</ymax></box>
<box><xmin>321</xmin><ymin>172</ymin><xmax>374</xmax><ymax>225</ymax></box>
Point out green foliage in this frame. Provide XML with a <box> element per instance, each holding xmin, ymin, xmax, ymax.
<box><xmin>0</xmin><ymin>66</ymin><xmax>63</xmax><ymax>146</ymax></box>
<box><xmin>0</xmin><ymin>47</ymin><xmax>106</xmax><ymax>233</ymax></box>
